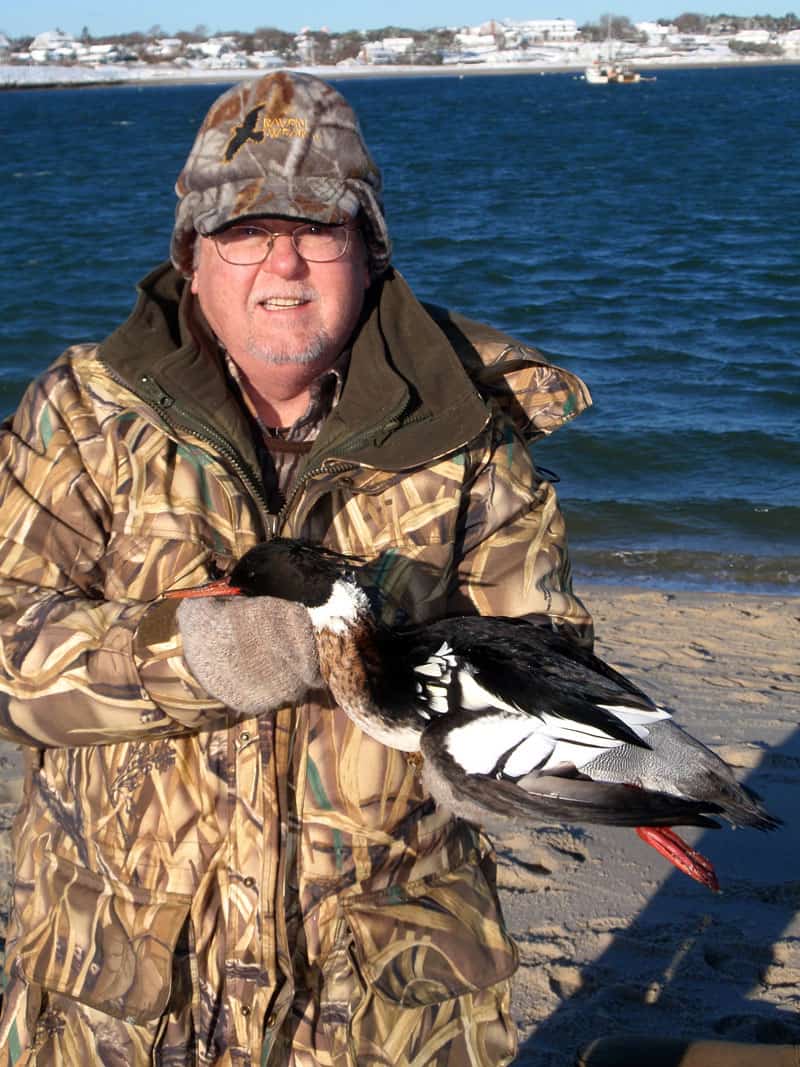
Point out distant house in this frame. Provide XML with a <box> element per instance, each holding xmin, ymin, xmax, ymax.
<box><xmin>0</xmin><ymin>32</ymin><xmax>11</xmax><ymax>54</ymax></box>
<box><xmin>146</xmin><ymin>37</ymin><xmax>183</xmax><ymax>58</ymax></box>
<box><xmin>362</xmin><ymin>37</ymin><xmax>413</xmax><ymax>63</ymax></box>
<box><xmin>78</xmin><ymin>43</ymin><xmax>124</xmax><ymax>64</ymax></box>
<box><xmin>28</xmin><ymin>29</ymin><xmax>78</xmax><ymax>62</ymax></box>
<box><xmin>30</xmin><ymin>29</ymin><xmax>76</xmax><ymax>51</ymax></box>
<box><xmin>195</xmin><ymin>35</ymin><xmax>238</xmax><ymax>58</ymax></box>
<box><xmin>732</xmin><ymin>29</ymin><xmax>771</xmax><ymax>45</ymax></box>
<box><xmin>519</xmin><ymin>19</ymin><xmax>579</xmax><ymax>41</ymax></box>
<box><xmin>250</xmin><ymin>50</ymin><xmax>284</xmax><ymax>69</ymax></box>
<box><xmin>454</xmin><ymin>31</ymin><xmax>497</xmax><ymax>51</ymax></box>
<box><xmin>635</xmin><ymin>21</ymin><xmax>675</xmax><ymax>45</ymax></box>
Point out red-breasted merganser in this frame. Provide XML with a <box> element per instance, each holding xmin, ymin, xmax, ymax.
<box><xmin>169</xmin><ymin>539</ymin><xmax>780</xmax><ymax>890</ymax></box>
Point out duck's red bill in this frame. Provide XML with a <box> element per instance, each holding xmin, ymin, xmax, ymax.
<box><xmin>164</xmin><ymin>580</ymin><xmax>243</xmax><ymax>599</ymax></box>
<box><xmin>636</xmin><ymin>826</ymin><xmax>720</xmax><ymax>892</ymax></box>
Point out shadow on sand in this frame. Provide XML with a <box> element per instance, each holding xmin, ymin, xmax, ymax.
<box><xmin>513</xmin><ymin>725</ymin><xmax>800</xmax><ymax>1066</ymax></box>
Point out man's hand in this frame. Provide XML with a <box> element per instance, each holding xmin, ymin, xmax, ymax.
<box><xmin>177</xmin><ymin>596</ymin><xmax>322</xmax><ymax>714</ymax></box>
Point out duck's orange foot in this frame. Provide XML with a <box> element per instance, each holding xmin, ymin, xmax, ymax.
<box><xmin>636</xmin><ymin>826</ymin><xmax>720</xmax><ymax>892</ymax></box>
<box><xmin>405</xmin><ymin>751</ymin><xmax>425</xmax><ymax>774</ymax></box>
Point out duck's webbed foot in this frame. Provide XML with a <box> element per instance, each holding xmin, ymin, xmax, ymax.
<box><xmin>636</xmin><ymin>826</ymin><xmax>720</xmax><ymax>892</ymax></box>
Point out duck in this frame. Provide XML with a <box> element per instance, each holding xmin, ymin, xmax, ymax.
<box><xmin>169</xmin><ymin>538</ymin><xmax>780</xmax><ymax>891</ymax></box>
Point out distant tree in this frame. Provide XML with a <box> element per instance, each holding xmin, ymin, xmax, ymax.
<box><xmin>580</xmin><ymin>13</ymin><xmax>646</xmax><ymax>41</ymax></box>
<box><xmin>252</xmin><ymin>26</ymin><xmax>295</xmax><ymax>53</ymax></box>
<box><xmin>304</xmin><ymin>31</ymin><xmax>333</xmax><ymax>65</ymax></box>
<box><xmin>80</xmin><ymin>25</ymin><xmax>92</xmax><ymax>43</ymax></box>
<box><xmin>674</xmin><ymin>12</ymin><xmax>708</xmax><ymax>33</ymax></box>
<box><xmin>752</xmin><ymin>11</ymin><xmax>800</xmax><ymax>32</ymax></box>
<box><xmin>364</xmin><ymin>25</ymin><xmax>425</xmax><ymax>41</ymax></box>
<box><xmin>428</xmin><ymin>28</ymin><xmax>457</xmax><ymax>48</ymax></box>
<box><xmin>729</xmin><ymin>36</ymin><xmax>783</xmax><ymax>53</ymax></box>
<box><xmin>106</xmin><ymin>31</ymin><xmax>147</xmax><ymax>46</ymax></box>
<box><xmin>176</xmin><ymin>29</ymin><xmax>208</xmax><ymax>44</ymax></box>
<box><xmin>331</xmin><ymin>31</ymin><xmax>363</xmax><ymax>62</ymax></box>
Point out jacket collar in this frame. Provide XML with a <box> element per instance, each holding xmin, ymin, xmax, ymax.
<box><xmin>98</xmin><ymin>263</ymin><xmax>588</xmax><ymax>475</ymax></box>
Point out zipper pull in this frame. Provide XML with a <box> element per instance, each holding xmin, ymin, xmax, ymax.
<box><xmin>138</xmin><ymin>374</ymin><xmax>175</xmax><ymax>410</ymax></box>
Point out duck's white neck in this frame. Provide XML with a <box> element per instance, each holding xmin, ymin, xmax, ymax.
<box><xmin>307</xmin><ymin>578</ymin><xmax>371</xmax><ymax>635</ymax></box>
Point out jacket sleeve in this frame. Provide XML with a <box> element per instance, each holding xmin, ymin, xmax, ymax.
<box><xmin>0</xmin><ymin>356</ymin><xmax>227</xmax><ymax>748</ymax></box>
<box><xmin>448</xmin><ymin>414</ymin><xmax>593</xmax><ymax>648</ymax></box>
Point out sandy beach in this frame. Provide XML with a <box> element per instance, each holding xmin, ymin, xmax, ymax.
<box><xmin>501</xmin><ymin>584</ymin><xmax>800</xmax><ymax>1064</ymax></box>
<box><xmin>0</xmin><ymin>584</ymin><xmax>797</xmax><ymax>1062</ymax></box>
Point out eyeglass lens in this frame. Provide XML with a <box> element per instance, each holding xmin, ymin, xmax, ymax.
<box><xmin>214</xmin><ymin>224</ymin><xmax>350</xmax><ymax>264</ymax></box>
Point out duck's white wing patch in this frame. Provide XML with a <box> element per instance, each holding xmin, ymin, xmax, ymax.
<box><xmin>598</xmin><ymin>702</ymin><xmax>671</xmax><ymax>740</ymax></box>
<box><xmin>447</xmin><ymin>706</ymin><xmax>664</xmax><ymax>781</ymax></box>
<box><xmin>500</xmin><ymin>731</ymin><xmax>555</xmax><ymax>777</ymax></box>
<box><xmin>420</xmin><ymin>685</ymin><xmax>449</xmax><ymax>715</ymax></box>
<box><xmin>416</xmin><ymin>662</ymin><xmax>524</xmax><ymax>721</ymax></box>
<box><xmin>445</xmin><ymin>714</ymin><xmax>540</xmax><ymax>775</ymax></box>
<box><xmin>457</xmin><ymin>669</ymin><xmax>522</xmax><ymax>715</ymax></box>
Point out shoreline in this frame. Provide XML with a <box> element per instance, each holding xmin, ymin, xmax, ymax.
<box><xmin>2</xmin><ymin>55</ymin><xmax>799</xmax><ymax>91</ymax></box>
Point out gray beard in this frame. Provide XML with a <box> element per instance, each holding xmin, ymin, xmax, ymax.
<box><xmin>245</xmin><ymin>329</ymin><xmax>331</xmax><ymax>366</ymax></box>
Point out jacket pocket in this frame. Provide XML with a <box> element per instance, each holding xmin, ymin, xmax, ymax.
<box><xmin>16</xmin><ymin>847</ymin><xmax>192</xmax><ymax>1024</ymax></box>
<box><xmin>321</xmin><ymin>853</ymin><xmax>518</xmax><ymax>1065</ymax></box>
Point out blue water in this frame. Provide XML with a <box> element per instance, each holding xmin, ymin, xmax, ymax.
<box><xmin>1</xmin><ymin>66</ymin><xmax>798</xmax><ymax>593</ymax></box>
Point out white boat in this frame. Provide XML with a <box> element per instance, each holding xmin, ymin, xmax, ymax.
<box><xmin>585</xmin><ymin>61</ymin><xmax>612</xmax><ymax>84</ymax></box>
<box><xmin>584</xmin><ymin>19</ymin><xmax>651</xmax><ymax>84</ymax></box>
<box><xmin>585</xmin><ymin>60</ymin><xmax>645</xmax><ymax>83</ymax></box>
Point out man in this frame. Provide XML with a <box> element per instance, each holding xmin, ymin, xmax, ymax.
<box><xmin>0</xmin><ymin>72</ymin><xmax>592</xmax><ymax>1065</ymax></box>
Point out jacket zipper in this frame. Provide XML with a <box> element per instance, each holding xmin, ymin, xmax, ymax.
<box><xmin>99</xmin><ymin>362</ymin><xmax>480</xmax><ymax>540</ymax></box>
<box><xmin>270</xmin><ymin>391</ymin><xmax>417</xmax><ymax>534</ymax></box>
<box><xmin>98</xmin><ymin>361</ymin><xmax>272</xmax><ymax>531</ymax></box>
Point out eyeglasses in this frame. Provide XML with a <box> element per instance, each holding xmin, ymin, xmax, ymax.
<box><xmin>211</xmin><ymin>222</ymin><xmax>357</xmax><ymax>266</ymax></box>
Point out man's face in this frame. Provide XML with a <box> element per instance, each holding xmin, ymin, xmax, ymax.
<box><xmin>191</xmin><ymin>217</ymin><xmax>370</xmax><ymax>376</ymax></box>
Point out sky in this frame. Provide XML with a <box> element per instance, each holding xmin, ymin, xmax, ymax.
<box><xmin>0</xmin><ymin>0</ymin><xmax>784</xmax><ymax>39</ymax></box>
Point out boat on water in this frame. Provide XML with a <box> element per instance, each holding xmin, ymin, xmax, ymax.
<box><xmin>584</xmin><ymin>17</ymin><xmax>654</xmax><ymax>84</ymax></box>
<box><xmin>584</xmin><ymin>60</ymin><xmax>650</xmax><ymax>84</ymax></box>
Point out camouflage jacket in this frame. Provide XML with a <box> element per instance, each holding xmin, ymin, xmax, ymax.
<box><xmin>0</xmin><ymin>265</ymin><xmax>591</xmax><ymax>1066</ymax></box>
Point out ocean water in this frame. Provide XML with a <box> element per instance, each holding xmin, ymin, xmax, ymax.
<box><xmin>1</xmin><ymin>66</ymin><xmax>798</xmax><ymax>593</ymax></box>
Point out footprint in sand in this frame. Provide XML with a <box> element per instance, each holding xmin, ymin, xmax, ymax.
<box><xmin>494</xmin><ymin>828</ymin><xmax>590</xmax><ymax>891</ymax></box>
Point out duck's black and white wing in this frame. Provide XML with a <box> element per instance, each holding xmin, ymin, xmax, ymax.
<box><xmin>418</xmin><ymin>705</ymin><xmax>723</xmax><ymax>830</ymax></box>
<box><xmin>405</xmin><ymin>617</ymin><xmax>723</xmax><ymax>829</ymax></box>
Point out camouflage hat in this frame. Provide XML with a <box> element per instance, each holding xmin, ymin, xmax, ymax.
<box><xmin>171</xmin><ymin>71</ymin><xmax>391</xmax><ymax>277</ymax></box>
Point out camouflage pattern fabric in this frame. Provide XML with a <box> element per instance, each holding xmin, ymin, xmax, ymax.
<box><xmin>0</xmin><ymin>266</ymin><xmax>591</xmax><ymax>1065</ymax></box>
<box><xmin>171</xmin><ymin>72</ymin><xmax>391</xmax><ymax>278</ymax></box>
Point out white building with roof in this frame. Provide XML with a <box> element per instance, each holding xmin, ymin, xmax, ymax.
<box><xmin>732</xmin><ymin>28</ymin><xmax>771</xmax><ymax>44</ymax></box>
<box><xmin>146</xmin><ymin>37</ymin><xmax>183</xmax><ymax>58</ymax></box>
<box><xmin>635</xmin><ymin>21</ymin><xmax>675</xmax><ymax>44</ymax></box>
<box><xmin>513</xmin><ymin>18</ymin><xmax>579</xmax><ymax>41</ymax></box>
<box><xmin>28</xmin><ymin>29</ymin><xmax>78</xmax><ymax>62</ymax></box>
<box><xmin>362</xmin><ymin>36</ymin><xmax>413</xmax><ymax>63</ymax></box>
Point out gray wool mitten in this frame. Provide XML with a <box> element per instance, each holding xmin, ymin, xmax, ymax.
<box><xmin>177</xmin><ymin>595</ymin><xmax>323</xmax><ymax>714</ymax></box>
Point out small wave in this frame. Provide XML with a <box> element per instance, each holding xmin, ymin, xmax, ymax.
<box><xmin>571</xmin><ymin>547</ymin><xmax>800</xmax><ymax>595</ymax></box>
